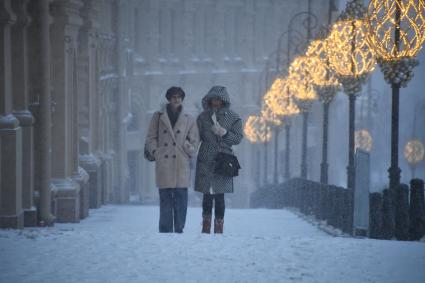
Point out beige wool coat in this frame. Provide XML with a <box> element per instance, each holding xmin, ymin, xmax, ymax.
<box><xmin>145</xmin><ymin>105</ymin><xmax>200</xmax><ymax>189</ymax></box>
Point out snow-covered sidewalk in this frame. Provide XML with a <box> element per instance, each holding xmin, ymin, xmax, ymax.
<box><xmin>1</xmin><ymin>205</ymin><xmax>424</xmax><ymax>283</ymax></box>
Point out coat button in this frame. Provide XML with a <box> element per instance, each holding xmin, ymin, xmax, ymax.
<box><xmin>163</xmin><ymin>130</ymin><xmax>167</xmax><ymax>133</ymax></box>
<box><xmin>165</xmin><ymin>155</ymin><xmax>168</xmax><ymax>158</ymax></box>
<box><xmin>173</xmin><ymin>142</ymin><xmax>176</xmax><ymax>146</ymax></box>
<box><xmin>164</xmin><ymin>143</ymin><xmax>168</xmax><ymax>146</ymax></box>
<box><xmin>173</xmin><ymin>155</ymin><xmax>176</xmax><ymax>158</ymax></box>
<box><xmin>176</xmin><ymin>130</ymin><xmax>181</xmax><ymax>134</ymax></box>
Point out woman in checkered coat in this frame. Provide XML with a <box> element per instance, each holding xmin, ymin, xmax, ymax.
<box><xmin>194</xmin><ymin>86</ymin><xmax>243</xmax><ymax>234</ymax></box>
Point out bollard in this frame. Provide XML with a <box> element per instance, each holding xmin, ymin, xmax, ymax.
<box><xmin>318</xmin><ymin>184</ymin><xmax>328</xmax><ymax>221</ymax></box>
<box><xmin>327</xmin><ymin>186</ymin><xmax>337</xmax><ymax>227</ymax></box>
<box><xmin>369</xmin><ymin>192</ymin><xmax>383</xmax><ymax>239</ymax></box>
<box><xmin>382</xmin><ymin>188</ymin><xmax>395</xmax><ymax>240</ymax></box>
<box><xmin>409</xmin><ymin>179</ymin><xmax>425</xmax><ymax>241</ymax></box>
<box><xmin>394</xmin><ymin>184</ymin><xmax>410</xmax><ymax>241</ymax></box>
<box><xmin>313</xmin><ymin>183</ymin><xmax>321</xmax><ymax>218</ymax></box>
<box><xmin>334</xmin><ymin>187</ymin><xmax>344</xmax><ymax>230</ymax></box>
<box><xmin>343</xmin><ymin>189</ymin><xmax>354</xmax><ymax>235</ymax></box>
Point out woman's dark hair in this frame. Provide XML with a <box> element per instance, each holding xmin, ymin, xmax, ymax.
<box><xmin>165</xmin><ymin>86</ymin><xmax>185</xmax><ymax>101</ymax></box>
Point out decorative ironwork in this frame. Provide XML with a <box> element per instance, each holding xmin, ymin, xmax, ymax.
<box><xmin>377</xmin><ymin>57</ymin><xmax>419</xmax><ymax>87</ymax></box>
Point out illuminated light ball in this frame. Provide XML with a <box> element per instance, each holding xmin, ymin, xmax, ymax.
<box><xmin>244</xmin><ymin>115</ymin><xmax>272</xmax><ymax>143</ymax></box>
<box><xmin>327</xmin><ymin>19</ymin><xmax>376</xmax><ymax>78</ymax></box>
<box><xmin>366</xmin><ymin>0</ymin><xmax>425</xmax><ymax>61</ymax></box>
<box><xmin>355</xmin><ymin>129</ymin><xmax>373</xmax><ymax>152</ymax></box>
<box><xmin>404</xmin><ymin>139</ymin><xmax>425</xmax><ymax>166</ymax></box>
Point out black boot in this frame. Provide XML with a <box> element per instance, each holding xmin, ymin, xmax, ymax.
<box><xmin>214</xmin><ymin>218</ymin><xmax>224</xmax><ymax>234</ymax></box>
<box><xmin>202</xmin><ymin>215</ymin><xmax>211</xmax><ymax>234</ymax></box>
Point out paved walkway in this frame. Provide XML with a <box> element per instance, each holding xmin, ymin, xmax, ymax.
<box><xmin>1</xmin><ymin>205</ymin><xmax>424</xmax><ymax>283</ymax></box>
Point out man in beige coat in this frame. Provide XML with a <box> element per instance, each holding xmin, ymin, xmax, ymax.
<box><xmin>145</xmin><ymin>87</ymin><xmax>199</xmax><ymax>233</ymax></box>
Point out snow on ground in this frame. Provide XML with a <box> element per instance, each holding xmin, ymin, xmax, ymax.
<box><xmin>1</xmin><ymin>205</ymin><xmax>425</xmax><ymax>283</ymax></box>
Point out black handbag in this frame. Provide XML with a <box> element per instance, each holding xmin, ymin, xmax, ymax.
<box><xmin>214</xmin><ymin>152</ymin><xmax>241</xmax><ymax>177</ymax></box>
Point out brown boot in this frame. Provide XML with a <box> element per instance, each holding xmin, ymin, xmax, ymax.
<box><xmin>202</xmin><ymin>215</ymin><xmax>211</xmax><ymax>234</ymax></box>
<box><xmin>214</xmin><ymin>218</ymin><xmax>224</xmax><ymax>234</ymax></box>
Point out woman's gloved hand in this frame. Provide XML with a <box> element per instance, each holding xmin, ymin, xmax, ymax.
<box><xmin>211</xmin><ymin>124</ymin><xmax>227</xmax><ymax>137</ymax></box>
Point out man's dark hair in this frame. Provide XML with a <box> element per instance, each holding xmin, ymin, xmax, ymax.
<box><xmin>165</xmin><ymin>86</ymin><xmax>185</xmax><ymax>101</ymax></box>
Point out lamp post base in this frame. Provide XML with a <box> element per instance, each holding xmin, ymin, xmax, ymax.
<box><xmin>320</xmin><ymin>162</ymin><xmax>329</xmax><ymax>184</ymax></box>
<box><xmin>388</xmin><ymin>166</ymin><xmax>401</xmax><ymax>191</ymax></box>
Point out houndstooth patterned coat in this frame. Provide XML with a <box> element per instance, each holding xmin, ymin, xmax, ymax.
<box><xmin>194</xmin><ymin>86</ymin><xmax>243</xmax><ymax>194</ymax></box>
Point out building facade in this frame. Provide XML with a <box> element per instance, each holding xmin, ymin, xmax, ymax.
<box><xmin>0</xmin><ymin>0</ymin><xmax>138</xmax><ymax>228</ymax></box>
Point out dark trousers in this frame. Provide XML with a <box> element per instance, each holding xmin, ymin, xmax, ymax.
<box><xmin>202</xmin><ymin>193</ymin><xmax>225</xmax><ymax>219</ymax></box>
<box><xmin>159</xmin><ymin>188</ymin><xmax>188</xmax><ymax>233</ymax></box>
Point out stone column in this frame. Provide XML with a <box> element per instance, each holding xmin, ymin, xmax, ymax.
<box><xmin>112</xmin><ymin>0</ymin><xmax>130</xmax><ymax>203</ymax></box>
<box><xmin>0</xmin><ymin>0</ymin><xmax>24</xmax><ymax>229</ymax></box>
<box><xmin>11</xmin><ymin>0</ymin><xmax>37</xmax><ymax>227</ymax></box>
<box><xmin>147</xmin><ymin>0</ymin><xmax>160</xmax><ymax>70</ymax></box>
<box><xmin>26</xmin><ymin>0</ymin><xmax>55</xmax><ymax>226</ymax></box>
<box><xmin>77</xmin><ymin>0</ymin><xmax>101</xmax><ymax>215</ymax></box>
<box><xmin>49</xmin><ymin>0</ymin><xmax>84</xmax><ymax>223</ymax></box>
<box><xmin>96</xmin><ymin>27</ymin><xmax>117</xmax><ymax>205</ymax></box>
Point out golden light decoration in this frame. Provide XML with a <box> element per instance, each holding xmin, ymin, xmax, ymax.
<box><xmin>404</xmin><ymin>139</ymin><xmax>425</xmax><ymax>166</ymax></box>
<box><xmin>288</xmin><ymin>56</ymin><xmax>318</xmax><ymax>103</ymax></box>
<box><xmin>244</xmin><ymin>115</ymin><xmax>272</xmax><ymax>143</ymax></box>
<box><xmin>261</xmin><ymin>104</ymin><xmax>283</xmax><ymax>126</ymax></box>
<box><xmin>307</xmin><ymin>39</ymin><xmax>327</xmax><ymax>61</ymax></box>
<box><xmin>366</xmin><ymin>0</ymin><xmax>425</xmax><ymax>60</ymax></box>
<box><xmin>355</xmin><ymin>129</ymin><xmax>373</xmax><ymax>152</ymax></box>
<box><xmin>327</xmin><ymin>18</ymin><xmax>376</xmax><ymax>78</ymax></box>
<box><xmin>264</xmin><ymin>78</ymin><xmax>300</xmax><ymax>117</ymax></box>
<box><xmin>307</xmin><ymin>39</ymin><xmax>340</xmax><ymax>88</ymax></box>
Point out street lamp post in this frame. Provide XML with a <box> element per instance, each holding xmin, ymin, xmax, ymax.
<box><xmin>273</xmin><ymin>126</ymin><xmax>280</xmax><ymax>184</ymax></box>
<box><xmin>306</xmin><ymin>0</ymin><xmax>340</xmax><ymax>184</ymax></box>
<box><xmin>264</xmin><ymin>78</ymin><xmax>300</xmax><ymax>181</ymax></box>
<box><xmin>288</xmin><ymin>56</ymin><xmax>319</xmax><ymax>179</ymax></box>
<box><xmin>284</xmin><ymin>122</ymin><xmax>291</xmax><ymax>179</ymax></box>
<box><xmin>273</xmin><ymin>0</ymin><xmax>317</xmax><ymax>181</ymax></box>
<box><xmin>366</xmin><ymin>0</ymin><xmax>425</xmax><ymax>191</ymax></box>
<box><xmin>244</xmin><ymin>115</ymin><xmax>272</xmax><ymax>187</ymax></box>
<box><xmin>307</xmin><ymin>33</ymin><xmax>340</xmax><ymax>184</ymax></box>
<box><xmin>327</xmin><ymin>0</ymin><xmax>376</xmax><ymax>190</ymax></box>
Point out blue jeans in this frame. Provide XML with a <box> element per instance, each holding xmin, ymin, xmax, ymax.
<box><xmin>159</xmin><ymin>188</ymin><xmax>188</xmax><ymax>233</ymax></box>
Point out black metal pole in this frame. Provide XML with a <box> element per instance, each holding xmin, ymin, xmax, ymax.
<box><xmin>300</xmin><ymin>0</ymin><xmax>312</xmax><ymax>180</ymax></box>
<box><xmin>273</xmin><ymin>127</ymin><xmax>279</xmax><ymax>184</ymax></box>
<box><xmin>347</xmin><ymin>94</ymin><xmax>356</xmax><ymax>190</ymax></box>
<box><xmin>263</xmin><ymin>141</ymin><xmax>267</xmax><ymax>186</ymax></box>
<box><xmin>263</xmin><ymin>126</ymin><xmax>269</xmax><ymax>186</ymax></box>
<box><xmin>389</xmin><ymin>3</ymin><xmax>401</xmax><ymax>191</ymax></box>
<box><xmin>388</xmin><ymin>84</ymin><xmax>401</xmax><ymax>190</ymax></box>
<box><xmin>285</xmin><ymin>123</ymin><xmax>291</xmax><ymax>180</ymax></box>
<box><xmin>346</xmin><ymin>18</ymin><xmax>357</xmax><ymax>191</ymax></box>
<box><xmin>320</xmin><ymin>102</ymin><xmax>330</xmax><ymax>184</ymax></box>
<box><xmin>256</xmin><ymin>147</ymin><xmax>261</xmax><ymax>188</ymax></box>
<box><xmin>301</xmin><ymin>111</ymin><xmax>309</xmax><ymax>179</ymax></box>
